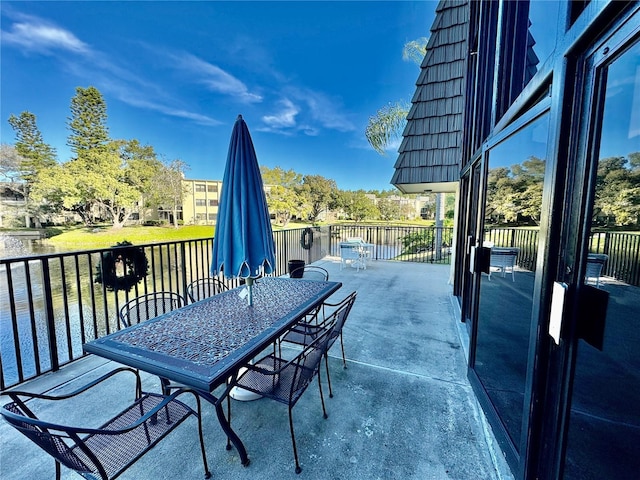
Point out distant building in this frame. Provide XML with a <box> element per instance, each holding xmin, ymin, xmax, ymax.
<box><xmin>178</xmin><ymin>179</ymin><xmax>223</xmax><ymax>225</ymax></box>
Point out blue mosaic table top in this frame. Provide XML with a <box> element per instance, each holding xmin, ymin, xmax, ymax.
<box><xmin>84</xmin><ymin>277</ymin><xmax>342</xmax><ymax>391</ymax></box>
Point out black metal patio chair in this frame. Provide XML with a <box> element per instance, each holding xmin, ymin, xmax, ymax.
<box><xmin>0</xmin><ymin>367</ymin><xmax>211</xmax><ymax>480</ymax></box>
<box><xmin>186</xmin><ymin>277</ymin><xmax>228</xmax><ymax>303</ymax></box>
<box><xmin>119</xmin><ymin>291</ymin><xmax>185</xmax><ymax>328</ymax></box>
<box><xmin>288</xmin><ymin>266</ymin><xmax>330</xmax><ymax>324</ymax></box>
<box><xmin>280</xmin><ymin>291</ymin><xmax>357</xmax><ymax>398</ymax></box>
<box><xmin>118</xmin><ymin>292</ymin><xmax>186</xmax><ymax>393</ymax></box>
<box><xmin>289</xmin><ymin>265</ymin><xmax>329</xmax><ymax>281</ymax></box>
<box><xmin>228</xmin><ymin>324</ymin><xmax>336</xmax><ymax>474</ymax></box>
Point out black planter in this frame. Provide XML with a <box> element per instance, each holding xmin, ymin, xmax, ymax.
<box><xmin>288</xmin><ymin>260</ymin><xmax>305</xmax><ymax>278</ymax></box>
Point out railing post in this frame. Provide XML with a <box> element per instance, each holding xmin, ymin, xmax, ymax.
<box><xmin>41</xmin><ymin>258</ymin><xmax>60</xmax><ymax>372</ymax></box>
<box><xmin>180</xmin><ymin>241</ymin><xmax>188</xmax><ymax>298</ymax></box>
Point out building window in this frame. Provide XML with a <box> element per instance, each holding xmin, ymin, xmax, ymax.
<box><xmin>195</xmin><ymin>184</ymin><xmax>206</xmax><ymax>192</ymax></box>
<box><xmin>209</xmin><ymin>199</ymin><xmax>218</xmax><ymax>207</ymax></box>
<box><xmin>494</xmin><ymin>1</ymin><xmax>560</xmax><ymax>122</ymax></box>
<box><xmin>208</xmin><ymin>213</ymin><xmax>217</xmax><ymax>221</ymax></box>
<box><xmin>207</xmin><ymin>184</ymin><xmax>218</xmax><ymax>193</ymax></box>
<box><xmin>195</xmin><ymin>199</ymin><xmax>206</xmax><ymax>207</ymax></box>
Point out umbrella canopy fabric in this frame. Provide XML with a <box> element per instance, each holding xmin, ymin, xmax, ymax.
<box><xmin>211</xmin><ymin>115</ymin><xmax>275</xmax><ymax>280</ymax></box>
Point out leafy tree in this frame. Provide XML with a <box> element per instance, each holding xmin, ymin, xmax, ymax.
<box><xmin>594</xmin><ymin>154</ymin><xmax>640</xmax><ymax>226</ymax></box>
<box><xmin>117</xmin><ymin>140</ymin><xmax>163</xmax><ymax>222</ymax></box>
<box><xmin>266</xmin><ymin>185</ymin><xmax>308</xmax><ymax>226</ymax></box>
<box><xmin>32</xmin><ymin>140</ymin><xmax>164</xmax><ymax>228</ymax></box>
<box><xmin>260</xmin><ymin>166</ymin><xmax>303</xmax><ymax>188</ymax></box>
<box><xmin>0</xmin><ymin>144</ymin><xmax>25</xmax><ymax>194</ymax></box>
<box><xmin>148</xmin><ymin>159</ymin><xmax>189</xmax><ymax>228</ymax></box>
<box><xmin>298</xmin><ymin>175</ymin><xmax>339</xmax><ymax>221</ymax></box>
<box><xmin>340</xmin><ymin>190</ymin><xmax>379</xmax><ymax>222</ymax></box>
<box><xmin>0</xmin><ymin>144</ymin><xmax>28</xmax><ymax>226</ymax></box>
<box><xmin>484</xmin><ymin>157</ymin><xmax>545</xmax><ymax>226</ymax></box>
<box><xmin>377</xmin><ymin>197</ymin><xmax>401</xmax><ymax>221</ymax></box>
<box><xmin>67</xmin><ymin>86</ymin><xmax>110</xmax><ymax>157</ymax></box>
<box><xmin>8</xmin><ymin>111</ymin><xmax>57</xmax><ymax>183</ymax></box>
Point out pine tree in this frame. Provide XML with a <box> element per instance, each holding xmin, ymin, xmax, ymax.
<box><xmin>8</xmin><ymin>111</ymin><xmax>57</xmax><ymax>182</ymax></box>
<box><xmin>67</xmin><ymin>86</ymin><xmax>110</xmax><ymax>156</ymax></box>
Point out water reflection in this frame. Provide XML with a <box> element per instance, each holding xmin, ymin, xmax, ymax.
<box><xmin>0</xmin><ymin>242</ymin><xmax>210</xmax><ymax>386</ymax></box>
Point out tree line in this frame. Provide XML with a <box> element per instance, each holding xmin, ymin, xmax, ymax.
<box><xmin>2</xmin><ymin>86</ymin><xmax>435</xmax><ymax>230</ymax></box>
<box><xmin>485</xmin><ymin>154</ymin><xmax>640</xmax><ymax>228</ymax></box>
<box><xmin>260</xmin><ymin>166</ymin><xmax>431</xmax><ymax>226</ymax></box>
<box><xmin>2</xmin><ymin>86</ymin><xmax>186</xmax><ymax>229</ymax></box>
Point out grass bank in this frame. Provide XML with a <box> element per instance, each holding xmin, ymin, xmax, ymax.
<box><xmin>44</xmin><ymin>225</ymin><xmax>216</xmax><ymax>250</ymax></box>
<box><xmin>42</xmin><ymin>222</ymin><xmax>313</xmax><ymax>250</ymax></box>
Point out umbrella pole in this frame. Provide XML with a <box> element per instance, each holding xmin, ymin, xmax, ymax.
<box><xmin>246</xmin><ymin>277</ymin><xmax>254</xmax><ymax>306</ymax></box>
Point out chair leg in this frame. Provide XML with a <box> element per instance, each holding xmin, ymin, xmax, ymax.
<box><xmin>317</xmin><ymin>376</ymin><xmax>328</xmax><ymax>420</ymax></box>
<box><xmin>288</xmin><ymin>407</ymin><xmax>302</xmax><ymax>474</ymax></box>
<box><xmin>340</xmin><ymin>334</ymin><xmax>347</xmax><ymax>369</ymax></box>
<box><xmin>324</xmin><ymin>353</ymin><xmax>334</xmax><ymax>398</ymax></box>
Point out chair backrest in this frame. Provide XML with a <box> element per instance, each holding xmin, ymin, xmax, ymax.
<box><xmin>2</xmin><ymin>402</ymin><xmax>104</xmax><ymax>478</ymax></box>
<box><xmin>324</xmin><ymin>291</ymin><xmax>357</xmax><ymax>347</ymax></box>
<box><xmin>585</xmin><ymin>254</ymin><xmax>608</xmax><ymax>284</ymax></box>
<box><xmin>340</xmin><ymin>243</ymin><xmax>361</xmax><ymax>260</ymax></box>
<box><xmin>119</xmin><ymin>292</ymin><xmax>185</xmax><ymax>328</ymax></box>
<box><xmin>490</xmin><ymin>248</ymin><xmax>519</xmax><ymax>268</ymax></box>
<box><xmin>289</xmin><ymin>326</ymin><xmax>335</xmax><ymax>404</ymax></box>
<box><xmin>290</xmin><ymin>265</ymin><xmax>329</xmax><ymax>281</ymax></box>
<box><xmin>186</xmin><ymin>277</ymin><xmax>228</xmax><ymax>303</ymax></box>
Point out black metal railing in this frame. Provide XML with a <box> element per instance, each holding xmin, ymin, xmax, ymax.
<box><xmin>588</xmin><ymin>231</ymin><xmax>640</xmax><ymax>286</ymax></box>
<box><xmin>327</xmin><ymin>225</ymin><xmax>454</xmax><ymax>264</ymax></box>
<box><xmin>0</xmin><ymin>224</ymin><xmax>451</xmax><ymax>390</ymax></box>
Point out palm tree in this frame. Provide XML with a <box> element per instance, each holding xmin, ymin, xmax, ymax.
<box><xmin>365</xmin><ymin>38</ymin><xmax>427</xmax><ymax>155</ymax></box>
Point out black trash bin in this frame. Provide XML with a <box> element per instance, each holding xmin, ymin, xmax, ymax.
<box><xmin>288</xmin><ymin>260</ymin><xmax>305</xmax><ymax>278</ymax></box>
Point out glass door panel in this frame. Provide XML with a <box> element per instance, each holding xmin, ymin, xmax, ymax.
<box><xmin>563</xmin><ymin>40</ymin><xmax>640</xmax><ymax>480</ymax></box>
<box><xmin>474</xmin><ymin>112</ymin><xmax>549</xmax><ymax>451</ymax></box>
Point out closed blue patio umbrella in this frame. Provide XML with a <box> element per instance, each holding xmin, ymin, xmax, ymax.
<box><xmin>211</xmin><ymin>115</ymin><xmax>275</xmax><ymax>305</ymax></box>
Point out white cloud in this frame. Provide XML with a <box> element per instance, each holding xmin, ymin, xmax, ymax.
<box><xmin>258</xmin><ymin>88</ymin><xmax>355</xmax><ymax>136</ymax></box>
<box><xmin>2</xmin><ymin>12</ymin><xmax>221</xmax><ymax>127</ymax></box>
<box><xmin>2</xmin><ymin>15</ymin><xmax>89</xmax><ymax>54</ymax></box>
<box><xmin>262</xmin><ymin>99</ymin><xmax>299</xmax><ymax>128</ymax></box>
<box><xmin>170</xmin><ymin>52</ymin><xmax>263</xmax><ymax>103</ymax></box>
<box><xmin>289</xmin><ymin>87</ymin><xmax>356</xmax><ymax>133</ymax></box>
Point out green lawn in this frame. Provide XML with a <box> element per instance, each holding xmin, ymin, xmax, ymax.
<box><xmin>39</xmin><ymin>219</ymin><xmax>440</xmax><ymax>250</ymax></box>
<box><xmin>42</xmin><ymin>221</ymin><xmax>316</xmax><ymax>250</ymax></box>
<box><xmin>44</xmin><ymin>225</ymin><xmax>216</xmax><ymax>250</ymax></box>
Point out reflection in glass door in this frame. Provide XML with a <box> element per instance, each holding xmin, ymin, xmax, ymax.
<box><xmin>473</xmin><ymin>111</ymin><xmax>549</xmax><ymax>456</ymax></box>
<box><xmin>563</xmin><ymin>39</ymin><xmax>640</xmax><ymax>480</ymax></box>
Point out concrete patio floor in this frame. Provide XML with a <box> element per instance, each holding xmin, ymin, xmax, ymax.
<box><xmin>0</xmin><ymin>258</ymin><xmax>514</xmax><ymax>480</ymax></box>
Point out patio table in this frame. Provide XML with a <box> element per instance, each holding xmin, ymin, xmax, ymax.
<box><xmin>340</xmin><ymin>241</ymin><xmax>374</xmax><ymax>270</ymax></box>
<box><xmin>83</xmin><ymin>276</ymin><xmax>342</xmax><ymax>467</ymax></box>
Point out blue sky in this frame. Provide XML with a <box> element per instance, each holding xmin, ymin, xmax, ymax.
<box><xmin>1</xmin><ymin>1</ymin><xmax>436</xmax><ymax>191</ymax></box>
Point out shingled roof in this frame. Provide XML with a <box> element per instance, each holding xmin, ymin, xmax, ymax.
<box><xmin>391</xmin><ymin>0</ymin><xmax>469</xmax><ymax>194</ymax></box>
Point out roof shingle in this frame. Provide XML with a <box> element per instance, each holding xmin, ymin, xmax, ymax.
<box><xmin>391</xmin><ymin>0</ymin><xmax>469</xmax><ymax>193</ymax></box>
